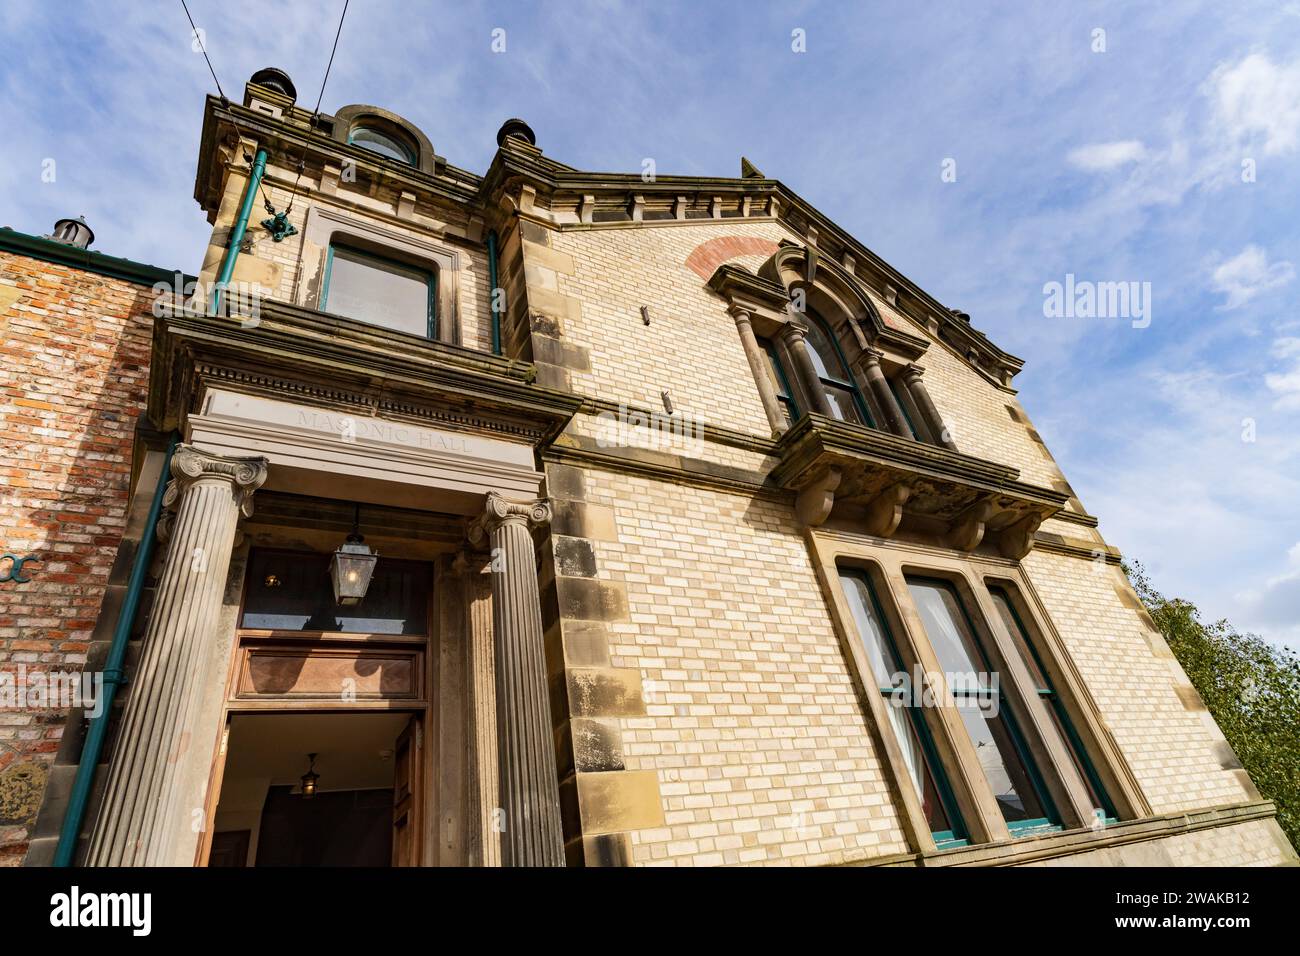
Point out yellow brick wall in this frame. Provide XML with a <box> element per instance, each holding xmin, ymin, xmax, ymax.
<box><xmin>576</xmin><ymin>464</ymin><xmax>910</xmax><ymax>866</ymax></box>
<box><xmin>1022</xmin><ymin>549</ymin><xmax>1252</xmax><ymax>812</ymax></box>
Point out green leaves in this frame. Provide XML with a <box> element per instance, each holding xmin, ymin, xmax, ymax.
<box><xmin>1127</xmin><ymin>561</ymin><xmax>1300</xmax><ymax>852</ymax></box>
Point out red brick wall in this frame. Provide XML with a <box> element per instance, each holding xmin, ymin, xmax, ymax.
<box><xmin>0</xmin><ymin>250</ymin><xmax>154</xmax><ymax>864</ymax></box>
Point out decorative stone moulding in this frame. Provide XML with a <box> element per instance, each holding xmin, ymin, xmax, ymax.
<box><xmin>772</xmin><ymin>415</ymin><xmax>1066</xmax><ymax>559</ymax></box>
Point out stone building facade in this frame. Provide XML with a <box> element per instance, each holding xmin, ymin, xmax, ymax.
<box><xmin>2</xmin><ymin>69</ymin><xmax>1293</xmax><ymax>867</ymax></box>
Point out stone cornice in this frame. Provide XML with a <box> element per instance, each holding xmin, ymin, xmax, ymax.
<box><xmin>772</xmin><ymin>414</ymin><xmax>1067</xmax><ymax>557</ymax></box>
<box><xmin>148</xmin><ymin>298</ymin><xmax>583</xmax><ymax>446</ymax></box>
<box><xmin>480</xmin><ymin>148</ymin><xmax>1024</xmax><ymax>386</ymax></box>
<box><xmin>197</xmin><ymin>92</ymin><xmax>1025</xmax><ymax>387</ymax></box>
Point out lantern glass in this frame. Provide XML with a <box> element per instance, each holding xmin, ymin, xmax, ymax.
<box><xmin>329</xmin><ymin>540</ymin><xmax>377</xmax><ymax>605</ymax></box>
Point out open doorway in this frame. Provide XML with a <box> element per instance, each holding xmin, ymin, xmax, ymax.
<box><xmin>208</xmin><ymin>711</ymin><xmax>421</xmax><ymax>867</ymax></box>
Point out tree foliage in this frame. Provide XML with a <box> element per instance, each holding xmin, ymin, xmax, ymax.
<box><xmin>1126</xmin><ymin>561</ymin><xmax>1300</xmax><ymax>852</ymax></box>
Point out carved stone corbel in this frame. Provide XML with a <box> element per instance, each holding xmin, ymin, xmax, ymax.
<box><xmin>996</xmin><ymin>512</ymin><xmax>1044</xmax><ymax>560</ymax></box>
<box><xmin>795</xmin><ymin>467</ymin><xmax>841</xmax><ymax>527</ymax></box>
<box><xmin>946</xmin><ymin>498</ymin><xmax>997</xmax><ymax>552</ymax></box>
<box><xmin>863</xmin><ymin>482</ymin><xmax>911</xmax><ymax>537</ymax></box>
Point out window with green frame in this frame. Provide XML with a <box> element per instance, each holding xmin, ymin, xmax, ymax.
<box><xmin>905</xmin><ymin>576</ymin><xmax>1062</xmax><ymax>837</ymax></box>
<box><xmin>987</xmin><ymin>585</ymin><xmax>1118</xmax><ymax>824</ymax></box>
<box><xmin>886</xmin><ymin>374</ymin><xmax>920</xmax><ymax>440</ymax></box>
<box><xmin>347</xmin><ymin>125</ymin><xmax>417</xmax><ymax>165</ymax></box>
<box><xmin>803</xmin><ymin>313</ymin><xmax>875</xmax><ymax>427</ymax></box>
<box><xmin>839</xmin><ymin>568</ymin><xmax>969</xmax><ymax>849</ymax></box>
<box><xmin>760</xmin><ymin>338</ymin><xmax>799</xmax><ymax>427</ymax></box>
<box><xmin>321</xmin><ymin>243</ymin><xmax>436</xmax><ymax>339</ymax></box>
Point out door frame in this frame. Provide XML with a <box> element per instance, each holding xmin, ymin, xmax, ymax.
<box><xmin>195</xmin><ymin>546</ymin><xmax>436</xmax><ymax>866</ymax></box>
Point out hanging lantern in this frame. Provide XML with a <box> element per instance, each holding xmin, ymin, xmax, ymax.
<box><xmin>329</xmin><ymin>504</ymin><xmax>377</xmax><ymax>606</ymax></box>
<box><xmin>300</xmin><ymin>753</ymin><xmax>320</xmax><ymax>799</ymax></box>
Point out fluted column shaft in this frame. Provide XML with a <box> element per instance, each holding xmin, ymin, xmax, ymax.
<box><xmin>457</xmin><ymin>550</ymin><xmax>501</xmax><ymax>867</ymax></box>
<box><xmin>470</xmin><ymin>493</ymin><xmax>564</xmax><ymax>867</ymax></box>
<box><xmin>86</xmin><ymin>446</ymin><xmax>267</xmax><ymax>866</ymax></box>
<box><xmin>781</xmin><ymin>321</ymin><xmax>835</xmax><ymax>417</ymax></box>
<box><xmin>903</xmin><ymin>364</ymin><xmax>958</xmax><ymax>450</ymax></box>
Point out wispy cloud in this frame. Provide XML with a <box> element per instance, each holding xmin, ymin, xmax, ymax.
<box><xmin>1210</xmin><ymin>245</ymin><xmax>1296</xmax><ymax>309</ymax></box>
<box><xmin>1067</xmin><ymin>140</ymin><xmax>1147</xmax><ymax>171</ymax></box>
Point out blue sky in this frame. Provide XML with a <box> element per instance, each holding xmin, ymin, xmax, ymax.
<box><xmin>3</xmin><ymin>1</ymin><xmax>1299</xmax><ymax>650</ymax></box>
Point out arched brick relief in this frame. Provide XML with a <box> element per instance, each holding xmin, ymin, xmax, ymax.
<box><xmin>685</xmin><ymin>236</ymin><xmax>780</xmax><ymax>280</ymax></box>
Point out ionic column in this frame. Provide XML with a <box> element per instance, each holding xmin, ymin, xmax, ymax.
<box><xmin>902</xmin><ymin>364</ymin><xmax>958</xmax><ymax>450</ymax></box>
<box><xmin>856</xmin><ymin>347</ymin><xmax>910</xmax><ymax>437</ymax></box>
<box><xmin>732</xmin><ymin>308</ymin><xmax>787</xmax><ymax>434</ymax></box>
<box><xmin>86</xmin><ymin>446</ymin><xmax>267</xmax><ymax>867</ymax></box>
<box><xmin>469</xmin><ymin>493</ymin><xmax>564</xmax><ymax>867</ymax></box>
<box><xmin>455</xmin><ymin>549</ymin><xmax>501</xmax><ymax>867</ymax></box>
<box><xmin>781</xmin><ymin>321</ymin><xmax>835</xmax><ymax>417</ymax></box>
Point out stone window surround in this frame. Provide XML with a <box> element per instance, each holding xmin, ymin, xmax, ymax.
<box><xmin>716</xmin><ymin>250</ymin><xmax>954</xmax><ymax>448</ymax></box>
<box><xmin>298</xmin><ymin>203</ymin><xmax>464</xmax><ymax>347</ymax></box>
<box><xmin>807</xmin><ymin>527</ymin><xmax>1151</xmax><ymax>859</ymax></box>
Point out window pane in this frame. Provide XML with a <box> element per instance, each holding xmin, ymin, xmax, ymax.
<box><xmin>989</xmin><ymin>586</ymin><xmax>1115</xmax><ymax>818</ymax></box>
<box><xmin>242</xmin><ymin>549</ymin><xmax>429</xmax><ymax>635</ymax></box>
<box><xmin>841</xmin><ymin>572</ymin><xmax>896</xmax><ymax>687</ymax></box>
<box><xmin>888</xmin><ymin>702</ymin><xmax>953</xmax><ymax>834</ymax></box>
<box><xmin>987</xmin><ymin>589</ymin><xmax>1049</xmax><ymax>689</ymax></box>
<box><xmin>908</xmin><ymin>579</ymin><xmax>984</xmax><ymax>677</ymax></box>
<box><xmin>908</xmin><ymin>577</ymin><xmax>1055</xmax><ymax>828</ymax></box>
<box><xmin>803</xmin><ymin>319</ymin><xmax>842</xmax><ymax>380</ymax></box>
<box><xmin>956</xmin><ymin>706</ymin><xmax>1047</xmax><ymax>824</ymax></box>
<box><xmin>326</xmin><ymin>245</ymin><xmax>432</xmax><ymax>337</ymax></box>
<box><xmin>841</xmin><ymin>570</ymin><xmax>959</xmax><ymax>839</ymax></box>
<box><xmin>350</xmin><ymin>127</ymin><xmax>414</xmax><ymax>164</ymax></box>
<box><xmin>887</xmin><ymin>376</ymin><xmax>919</xmax><ymax>439</ymax></box>
<box><xmin>760</xmin><ymin>342</ymin><xmax>793</xmax><ymax>400</ymax></box>
<box><xmin>825</xmin><ymin>383</ymin><xmax>865</xmax><ymax>425</ymax></box>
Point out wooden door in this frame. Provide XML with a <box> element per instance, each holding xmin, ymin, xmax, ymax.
<box><xmin>391</xmin><ymin>715</ymin><xmax>422</xmax><ymax>866</ymax></box>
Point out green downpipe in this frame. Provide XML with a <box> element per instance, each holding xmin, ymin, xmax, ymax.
<box><xmin>487</xmin><ymin>229</ymin><xmax>502</xmax><ymax>356</ymax></box>
<box><xmin>53</xmin><ymin>434</ymin><xmax>177</xmax><ymax>867</ymax></box>
<box><xmin>212</xmin><ymin>148</ymin><xmax>267</xmax><ymax>314</ymax></box>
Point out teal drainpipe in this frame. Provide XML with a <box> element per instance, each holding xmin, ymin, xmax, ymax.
<box><xmin>53</xmin><ymin>434</ymin><xmax>177</xmax><ymax>867</ymax></box>
<box><xmin>487</xmin><ymin>229</ymin><xmax>502</xmax><ymax>356</ymax></box>
<box><xmin>211</xmin><ymin>148</ymin><xmax>268</xmax><ymax>314</ymax></box>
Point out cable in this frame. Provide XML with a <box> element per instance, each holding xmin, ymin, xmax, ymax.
<box><xmin>177</xmin><ymin>0</ymin><xmax>278</xmax><ymax>214</ymax></box>
<box><xmin>180</xmin><ymin>0</ymin><xmax>225</xmax><ymax>102</ymax></box>
<box><xmin>286</xmin><ymin>0</ymin><xmax>350</xmax><ymax>214</ymax></box>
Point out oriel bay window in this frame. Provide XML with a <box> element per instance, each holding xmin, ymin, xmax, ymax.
<box><xmin>839</xmin><ymin>568</ymin><xmax>968</xmax><ymax>849</ymax></box>
<box><xmin>322</xmin><ymin>242</ymin><xmax>436</xmax><ymax>338</ymax></box>
<box><xmin>905</xmin><ymin>577</ymin><xmax>1061</xmax><ymax>836</ymax></box>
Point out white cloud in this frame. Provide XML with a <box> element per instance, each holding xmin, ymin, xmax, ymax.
<box><xmin>1206</xmin><ymin>51</ymin><xmax>1300</xmax><ymax>157</ymax></box>
<box><xmin>1265</xmin><ymin>337</ymin><xmax>1300</xmax><ymax>411</ymax></box>
<box><xmin>1066</xmin><ymin>140</ymin><xmax>1147</xmax><ymax>171</ymax></box>
<box><xmin>1210</xmin><ymin>245</ymin><xmax>1295</xmax><ymax>309</ymax></box>
<box><xmin>1236</xmin><ymin>541</ymin><xmax>1300</xmax><ymax>649</ymax></box>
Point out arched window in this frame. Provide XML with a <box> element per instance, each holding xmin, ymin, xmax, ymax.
<box><xmin>348</xmin><ymin>125</ymin><xmax>417</xmax><ymax>165</ymax></box>
<box><xmin>804</xmin><ymin>313</ymin><xmax>873</xmax><ymax>426</ymax></box>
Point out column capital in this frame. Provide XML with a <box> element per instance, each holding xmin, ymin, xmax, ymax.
<box><xmin>901</xmin><ymin>363</ymin><xmax>925</xmax><ymax>383</ymax></box>
<box><xmin>780</xmin><ymin>318</ymin><xmax>810</xmax><ymax>341</ymax></box>
<box><xmin>158</xmin><ymin>446</ymin><xmax>268</xmax><ymax>540</ymax></box>
<box><xmin>468</xmin><ymin>492</ymin><xmax>552</xmax><ymax>547</ymax></box>
<box><xmin>856</xmin><ymin>345</ymin><xmax>885</xmax><ymax>368</ymax></box>
<box><xmin>728</xmin><ymin>305</ymin><xmax>753</xmax><ymax>326</ymax></box>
